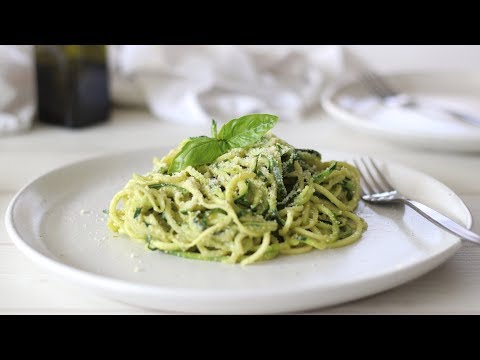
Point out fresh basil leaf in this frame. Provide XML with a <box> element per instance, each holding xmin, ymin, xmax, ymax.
<box><xmin>168</xmin><ymin>136</ymin><xmax>229</xmax><ymax>174</ymax></box>
<box><xmin>168</xmin><ymin>114</ymin><xmax>279</xmax><ymax>173</ymax></box>
<box><xmin>218</xmin><ymin>114</ymin><xmax>278</xmax><ymax>148</ymax></box>
<box><xmin>211</xmin><ymin>119</ymin><xmax>218</xmax><ymax>138</ymax></box>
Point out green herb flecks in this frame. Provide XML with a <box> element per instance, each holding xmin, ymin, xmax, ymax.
<box><xmin>341</xmin><ymin>179</ymin><xmax>355</xmax><ymax>200</ymax></box>
<box><xmin>148</xmin><ymin>183</ymin><xmax>188</xmax><ymax>193</ymax></box>
<box><xmin>314</xmin><ymin>162</ymin><xmax>337</xmax><ymax>183</ymax></box>
<box><xmin>296</xmin><ymin>148</ymin><xmax>322</xmax><ymax>158</ymax></box>
<box><xmin>133</xmin><ymin>207</ymin><xmax>142</xmax><ymax>219</ymax></box>
<box><xmin>271</xmin><ymin>158</ymin><xmax>287</xmax><ymax>200</ymax></box>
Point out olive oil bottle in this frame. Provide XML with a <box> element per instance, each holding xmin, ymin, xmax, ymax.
<box><xmin>35</xmin><ymin>45</ymin><xmax>110</xmax><ymax>127</ymax></box>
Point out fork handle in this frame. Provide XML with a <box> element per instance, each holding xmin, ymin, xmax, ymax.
<box><xmin>406</xmin><ymin>98</ymin><xmax>480</xmax><ymax>127</ymax></box>
<box><xmin>402</xmin><ymin>199</ymin><xmax>480</xmax><ymax>244</ymax></box>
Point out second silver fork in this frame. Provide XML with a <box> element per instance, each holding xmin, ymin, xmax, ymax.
<box><xmin>359</xmin><ymin>70</ymin><xmax>480</xmax><ymax>127</ymax></box>
<box><xmin>353</xmin><ymin>157</ymin><xmax>480</xmax><ymax>245</ymax></box>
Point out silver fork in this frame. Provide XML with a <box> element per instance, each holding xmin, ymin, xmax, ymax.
<box><xmin>353</xmin><ymin>157</ymin><xmax>480</xmax><ymax>245</ymax></box>
<box><xmin>359</xmin><ymin>70</ymin><xmax>480</xmax><ymax>127</ymax></box>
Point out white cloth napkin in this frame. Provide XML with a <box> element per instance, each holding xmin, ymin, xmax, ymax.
<box><xmin>0</xmin><ymin>45</ymin><xmax>35</xmax><ymax>135</ymax></box>
<box><xmin>108</xmin><ymin>45</ymin><xmax>345</xmax><ymax>125</ymax></box>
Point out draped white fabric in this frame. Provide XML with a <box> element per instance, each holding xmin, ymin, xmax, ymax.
<box><xmin>108</xmin><ymin>45</ymin><xmax>345</xmax><ymax>125</ymax></box>
<box><xmin>0</xmin><ymin>45</ymin><xmax>35</xmax><ymax>135</ymax></box>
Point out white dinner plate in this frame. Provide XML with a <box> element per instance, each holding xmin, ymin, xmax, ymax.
<box><xmin>321</xmin><ymin>71</ymin><xmax>480</xmax><ymax>152</ymax></box>
<box><xmin>5</xmin><ymin>148</ymin><xmax>472</xmax><ymax>314</ymax></box>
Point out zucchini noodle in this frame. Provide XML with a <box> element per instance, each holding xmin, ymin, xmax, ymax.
<box><xmin>107</xmin><ymin>133</ymin><xmax>367</xmax><ymax>265</ymax></box>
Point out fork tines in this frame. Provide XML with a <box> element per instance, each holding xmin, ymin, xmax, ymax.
<box><xmin>359</xmin><ymin>70</ymin><xmax>398</xmax><ymax>99</ymax></box>
<box><xmin>353</xmin><ymin>157</ymin><xmax>394</xmax><ymax>196</ymax></box>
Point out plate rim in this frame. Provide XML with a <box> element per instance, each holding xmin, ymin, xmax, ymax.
<box><xmin>4</xmin><ymin>148</ymin><xmax>473</xmax><ymax>306</ymax></box>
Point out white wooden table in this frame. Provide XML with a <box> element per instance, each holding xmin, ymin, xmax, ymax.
<box><xmin>1</xmin><ymin>109</ymin><xmax>479</xmax><ymax>314</ymax></box>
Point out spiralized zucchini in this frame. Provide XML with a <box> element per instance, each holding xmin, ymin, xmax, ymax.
<box><xmin>108</xmin><ymin>133</ymin><xmax>367</xmax><ymax>265</ymax></box>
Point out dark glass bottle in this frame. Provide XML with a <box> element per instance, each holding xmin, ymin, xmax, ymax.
<box><xmin>35</xmin><ymin>45</ymin><xmax>110</xmax><ymax>128</ymax></box>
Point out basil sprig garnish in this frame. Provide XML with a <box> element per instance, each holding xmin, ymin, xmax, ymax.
<box><xmin>168</xmin><ymin>136</ymin><xmax>230</xmax><ymax>174</ymax></box>
<box><xmin>168</xmin><ymin>114</ymin><xmax>278</xmax><ymax>174</ymax></box>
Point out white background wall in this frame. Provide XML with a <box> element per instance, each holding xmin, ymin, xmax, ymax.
<box><xmin>345</xmin><ymin>45</ymin><xmax>480</xmax><ymax>72</ymax></box>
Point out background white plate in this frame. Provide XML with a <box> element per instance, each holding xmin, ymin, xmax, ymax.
<box><xmin>322</xmin><ymin>71</ymin><xmax>480</xmax><ymax>152</ymax></box>
<box><xmin>5</xmin><ymin>148</ymin><xmax>472</xmax><ymax>314</ymax></box>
